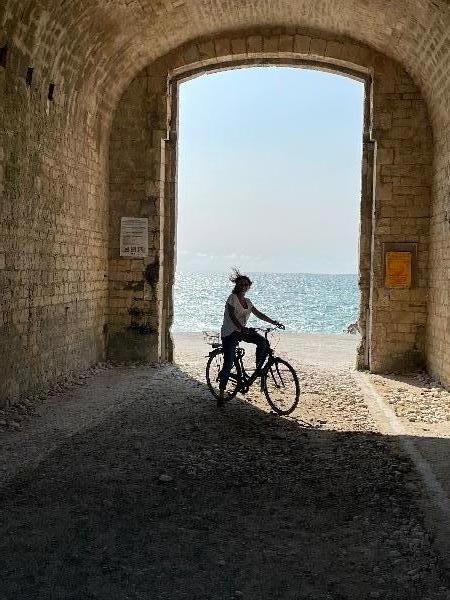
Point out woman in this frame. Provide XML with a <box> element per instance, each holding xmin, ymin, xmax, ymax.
<box><xmin>219</xmin><ymin>269</ymin><xmax>284</xmax><ymax>400</ymax></box>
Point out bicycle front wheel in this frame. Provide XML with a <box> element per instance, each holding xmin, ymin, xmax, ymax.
<box><xmin>205</xmin><ymin>349</ymin><xmax>240</xmax><ymax>402</ymax></box>
<box><xmin>263</xmin><ymin>358</ymin><xmax>300</xmax><ymax>415</ymax></box>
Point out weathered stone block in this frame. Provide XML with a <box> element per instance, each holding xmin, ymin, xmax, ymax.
<box><xmin>293</xmin><ymin>34</ymin><xmax>310</xmax><ymax>54</ymax></box>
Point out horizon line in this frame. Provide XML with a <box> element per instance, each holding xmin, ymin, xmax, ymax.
<box><xmin>176</xmin><ymin>270</ymin><xmax>358</xmax><ymax>276</ymax></box>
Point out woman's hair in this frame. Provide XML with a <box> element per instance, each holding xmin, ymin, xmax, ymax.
<box><xmin>230</xmin><ymin>268</ymin><xmax>252</xmax><ymax>294</ymax></box>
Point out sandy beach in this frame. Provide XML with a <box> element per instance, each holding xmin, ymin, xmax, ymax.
<box><xmin>173</xmin><ymin>331</ymin><xmax>360</xmax><ymax>371</ymax></box>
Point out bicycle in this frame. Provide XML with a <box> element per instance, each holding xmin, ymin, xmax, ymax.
<box><xmin>205</xmin><ymin>327</ymin><xmax>300</xmax><ymax>415</ymax></box>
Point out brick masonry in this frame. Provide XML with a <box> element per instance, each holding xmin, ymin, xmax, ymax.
<box><xmin>0</xmin><ymin>1</ymin><xmax>449</xmax><ymax>403</ymax></box>
<box><xmin>0</xmin><ymin>15</ymin><xmax>109</xmax><ymax>404</ymax></box>
<box><xmin>109</xmin><ymin>29</ymin><xmax>432</xmax><ymax>375</ymax></box>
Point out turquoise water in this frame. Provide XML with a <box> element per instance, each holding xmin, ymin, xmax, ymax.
<box><xmin>173</xmin><ymin>272</ymin><xmax>359</xmax><ymax>334</ymax></box>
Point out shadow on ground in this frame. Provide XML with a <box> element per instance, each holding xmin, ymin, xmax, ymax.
<box><xmin>0</xmin><ymin>366</ymin><xmax>449</xmax><ymax>600</ymax></box>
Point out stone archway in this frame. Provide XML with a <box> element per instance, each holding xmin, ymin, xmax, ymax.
<box><xmin>107</xmin><ymin>28</ymin><xmax>432</xmax><ymax>374</ymax></box>
<box><xmin>2</xmin><ymin>1</ymin><xmax>449</xmax><ymax>403</ymax></box>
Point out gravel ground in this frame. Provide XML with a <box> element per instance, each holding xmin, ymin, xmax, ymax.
<box><xmin>368</xmin><ymin>370</ymin><xmax>450</xmax><ymax>517</ymax></box>
<box><xmin>369</xmin><ymin>371</ymin><xmax>450</xmax><ymax>431</ymax></box>
<box><xmin>0</xmin><ymin>333</ymin><xmax>449</xmax><ymax>599</ymax></box>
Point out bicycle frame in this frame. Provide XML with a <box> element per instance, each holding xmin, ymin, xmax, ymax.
<box><xmin>232</xmin><ymin>349</ymin><xmax>274</xmax><ymax>393</ymax></box>
<box><xmin>227</xmin><ymin>328</ymin><xmax>277</xmax><ymax>394</ymax></box>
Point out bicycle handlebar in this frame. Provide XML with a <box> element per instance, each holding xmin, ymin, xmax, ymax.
<box><xmin>251</xmin><ymin>324</ymin><xmax>285</xmax><ymax>336</ymax></box>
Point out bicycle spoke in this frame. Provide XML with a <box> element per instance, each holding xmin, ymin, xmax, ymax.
<box><xmin>275</xmin><ymin>362</ymin><xmax>285</xmax><ymax>387</ymax></box>
<box><xmin>206</xmin><ymin>349</ymin><xmax>240</xmax><ymax>402</ymax></box>
<box><xmin>269</xmin><ymin>366</ymin><xmax>280</xmax><ymax>389</ymax></box>
<box><xmin>264</xmin><ymin>359</ymin><xmax>300</xmax><ymax>415</ymax></box>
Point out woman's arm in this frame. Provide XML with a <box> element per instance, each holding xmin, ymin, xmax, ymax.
<box><xmin>251</xmin><ymin>306</ymin><xmax>283</xmax><ymax>327</ymax></box>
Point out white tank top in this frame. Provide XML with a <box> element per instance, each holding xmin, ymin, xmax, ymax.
<box><xmin>221</xmin><ymin>293</ymin><xmax>253</xmax><ymax>338</ymax></box>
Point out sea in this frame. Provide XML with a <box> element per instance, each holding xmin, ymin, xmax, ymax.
<box><xmin>172</xmin><ymin>272</ymin><xmax>359</xmax><ymax>334</ymax></box>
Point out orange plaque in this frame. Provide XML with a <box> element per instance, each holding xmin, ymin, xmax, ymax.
<box><xmin>385</xmin><ymin>251</ymin><xmax>412</xmax><ymax>288</ymax></box>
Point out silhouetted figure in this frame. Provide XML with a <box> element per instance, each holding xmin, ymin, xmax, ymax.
<box><xmin>219</xmin><ymin>269</ymin><xmax>284</xmax><ymax>404</ymax></box>
<box><xmin>346</xmin><ymin>321</ymin><xmax>360</xmax><ymax>334</ymax></box>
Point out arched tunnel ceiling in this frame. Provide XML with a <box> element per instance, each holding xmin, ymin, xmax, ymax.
<box><xmin>1</xmin><ymin>0</ymin><xmax>450</xmax><ymax>121</ymax></box>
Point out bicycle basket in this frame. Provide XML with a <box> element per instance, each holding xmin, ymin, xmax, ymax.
<box><xmin>203</xmin><ymin>331</ymin><xmax>221</xmax><ymax>347</ymax></box>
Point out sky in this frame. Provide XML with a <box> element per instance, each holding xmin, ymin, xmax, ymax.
<box><xmin>176</xmin><ymin>66</ymin><xmax>364</xmax><ymax>274</ymax></box>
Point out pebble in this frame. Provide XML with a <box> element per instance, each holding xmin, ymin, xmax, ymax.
<box><xmin>1</xmin><ymin>354</ymin><xmax>448</xmax><ymax>597</ymax></box>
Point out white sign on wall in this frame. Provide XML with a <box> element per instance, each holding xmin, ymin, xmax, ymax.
<box><xmin>120</xmin><ymin>217</ymin><xmax>149</xmax><ymax>258</ymax></box>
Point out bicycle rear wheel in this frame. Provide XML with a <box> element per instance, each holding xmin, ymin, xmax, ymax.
<box><xmin>263</xmin><ymin>358</ymin><xmax>300</xmax><ymax>415</ymax></box>
<box><xmin>205</xmin><ymin>349</ymin><xmax>240</xmax><ymax>401</ymax></box>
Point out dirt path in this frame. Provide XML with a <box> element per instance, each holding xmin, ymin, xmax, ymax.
<box><xmin>0</xmin><ymin>334</ymin><xmax>449</xmax><ymax>599</ymax></box>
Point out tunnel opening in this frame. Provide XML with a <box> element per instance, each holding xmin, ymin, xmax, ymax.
<box><xmin>171</xmin><ymin>65</ymin><xmax>366</xmax><ymax>367</ymax></box>
<box><xmin>107</xmin><ymin>31</ymin><xmax>432</xmax><ymax>381</ymax></box>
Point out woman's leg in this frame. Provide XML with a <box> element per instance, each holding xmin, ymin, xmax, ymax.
<box><xmin>219</xmin><ymin>333</ymin><xmax>239</xmax><ymax>390</ymax></box>
<box><xmin>241</xmin><ymin>329</ymin><xmax>268</xmax><ymax>367</ymax></box>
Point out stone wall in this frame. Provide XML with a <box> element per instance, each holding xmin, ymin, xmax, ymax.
<box><xmin>0</xmin><ymin>37</ymin><xmax>108</xmax><ymax>405</ymax></box>
<box><xmin>108</xmin><ymin>29</ymin><xmax>433</xmax><ymax>373</ymax></box>
<box><xmin>1</xmin><ymin>0</ymin><xmax>449</xmax><ymax>402</ymax></box>
<box><xmin>425</xmin><ymin>46</ymin><xmax>450</xmax><ymax>386</ymax></box>
<box><xmin>369</xmin><ymin>63</ymin><xmax>432</xmax><ymax>372</ymax></box>
<box><xmin>427</xmin><ymin>122</ymin><xmax>450</xmax><ymax>384</ymax></box>
<box><xmin>108</xmin><ymin>69</ymin><xmax>166</xmax><ymax>362</ymax></box>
